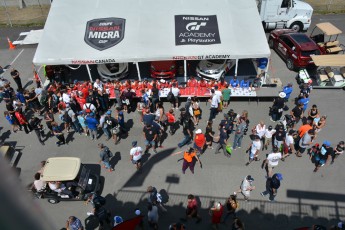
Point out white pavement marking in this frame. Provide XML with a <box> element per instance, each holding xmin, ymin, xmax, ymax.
<box><xmin>10</xmin><ymin>49</ymin><xmax>24</xmax><ymax>65</ymax></box>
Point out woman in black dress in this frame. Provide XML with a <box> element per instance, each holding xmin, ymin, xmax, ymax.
<box><xmin>205</xmin><ymin>121</ymin><xmax>215</xmax><ymax>149</ymax></box>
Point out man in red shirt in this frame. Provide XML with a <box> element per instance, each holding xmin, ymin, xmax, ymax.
<box><xmin>194</xmin><ymin>129</ymin><xmax>206</xmax><ymax>154</ymax></box>
<box><xmin>180</xmin><ymin>194</ymin><xmax>202</xmax><ymax>223</ymax></box>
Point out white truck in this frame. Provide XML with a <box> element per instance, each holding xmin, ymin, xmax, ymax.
<box><xmin>257</xmin><ymin>0</ymin><xmax>313</xmax><ymax>32</ymax></box>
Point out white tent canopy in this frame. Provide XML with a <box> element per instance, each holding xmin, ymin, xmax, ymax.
<box><xmin>33</xmin><ymin>0</ymin><xmax>270</xmax><ymax>66</ymax></box>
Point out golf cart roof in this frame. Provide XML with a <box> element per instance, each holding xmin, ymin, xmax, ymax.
<box><xmin>311</xmin><ymin>55</ymin><xmax>345</xmax><ymax>67</ymax></box>
<box><xmin>316</xmin><ymin>22</ymin><xmax>342</xmax><ymax>36</ymax></box>
<box><xmin>41</xmin><ymin>157</ymin><xmax>81</xmax><ymax>181</ymax></box>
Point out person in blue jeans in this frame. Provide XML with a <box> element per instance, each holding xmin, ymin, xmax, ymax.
<box><xmin>85</xmin><ymin>112</ymin><xmax>99</xmax><ymax>140</ymax></box>
<box><xmin>178</xmin><ymin>117</ymin><xmax>194</xmax><ymax>148</ymax></box>
<box><xmin>233</xmin><ymin>118</ymin><xmax>246</xmax><ymax>150</ymax></box>
<box><xmin>98</xmin><ymin>143</ymin><xmax>114</xmax><ymax>172</ymax></box>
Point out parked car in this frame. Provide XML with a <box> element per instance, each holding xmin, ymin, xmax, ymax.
<box><xmin>150</xmin><ymin>61</ymin><xmax>176</xmax><ymax>79</ymax></box>
<box><xmin>97</xmin><ymin>63</ymin><xmax>128</xmax><ymax>80</ymax></box>
<box><xmin>268</xmin><ymin>29</ymin><xmax>323</xmax><ymax>70</ymax></box>
<box><xmin>31</xmin><ymin>157</ymin><xmax>100</xmax><ymax>204</ymax></box>
<box><xmin>196</xmin><ymin>59</ymin><xmax>235</xmax><ymax>80</ymax></box>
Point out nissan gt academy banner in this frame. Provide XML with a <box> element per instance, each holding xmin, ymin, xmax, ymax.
<box><xmin>175</xmin><ymin>15</ymin><xmax>221</xmax><ymax>46</ymax></box>
<box><xmin>84</xmin><ymin>17</ymin><xmax>126</xmax><ymax>51</ymax></box>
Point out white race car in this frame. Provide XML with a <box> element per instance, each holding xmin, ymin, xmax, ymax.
<box><xmin>196</xmin><ymin>59</ymin><xmax>235</xmax><ymax>80</ymax></box>
<box><xmin>97</xmin><ymin>63</ymin><xmax>128</xmax><ymax>81</ymax></box>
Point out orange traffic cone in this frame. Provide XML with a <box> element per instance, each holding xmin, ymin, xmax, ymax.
<box><xmin>7</xmin><ymin>37</ymin><xmax>16</xmax><ymax>50</ymax></box>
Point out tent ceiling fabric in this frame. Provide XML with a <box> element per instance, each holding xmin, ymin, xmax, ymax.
<box><xmin>33</xmin><ymin>0</ymin><xmax>270</xmax><ymax>65</ymax></box>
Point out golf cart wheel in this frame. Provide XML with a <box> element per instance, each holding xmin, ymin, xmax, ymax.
<box><xmin>290</xmin><ymin>22</ymin><xmax>303</xmax><ymax>32</ymax></box>
<box><xmin>268</xmin><ymin>38</ymin><xmax>274</xmax><ymax>49</ymax></box>
<box><xmin>47</xmin><ymin>198</ymin><xmax>59</xmax><ymax>204</ymax></box>
<box><xmin>286</xmin><ymin>59</ymin><xmax>295</xmax><ymax>71</ymax></box>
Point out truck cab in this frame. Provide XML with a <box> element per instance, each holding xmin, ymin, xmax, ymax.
<box><xmin>257</xmin><ymin>0</ymin><xmax>313</xmax><ymax>32</ymax></box>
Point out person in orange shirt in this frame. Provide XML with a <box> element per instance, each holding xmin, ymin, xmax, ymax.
<box><xmin>298</xmin><ymin>118</ymin><xmax>313</xmax><ymax>138</ymax></box>
<box><xmin>198</xmin><ymin>78</ymin><xmax>207</xmax><ymax>88</ymax></box>
<box><xmin>179</xmin><ymin>147</ymin><xmax>202</xmax><ymax>174</ymax></box>
<box><xmin>208</xmin><ymin>79</ymin><xmax>216</xmax><ymax>88</ymax></box>
<box><xmin>193</xmin><ymin>129</ymin><xmax>206</xmax><ymax>154</ymax></box>
<box><xmin>187</xmin><ymin>76</ymin><xmax>198</xmax><ymax>87</ymax></box>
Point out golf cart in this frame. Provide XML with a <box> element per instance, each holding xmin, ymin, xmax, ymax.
<box><xmin>310</xmin><ymin>22</ymin><xmax>345</xmax><ymax>54</ymax></box>
<box><xmin>33</xmin><ymin>157</ymin><xmax>100</xmax><ymax>204</ymax></box>
<box><xmin>297</xmin><ymin>55</ymin><xmax>345</xmax><ymax>90</ymax></box>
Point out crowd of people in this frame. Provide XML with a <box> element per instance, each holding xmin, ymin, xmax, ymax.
<box><xmin>1</xmin><ymin>65</ymin><xmax>344</xmax><ymax>230</ymax></box>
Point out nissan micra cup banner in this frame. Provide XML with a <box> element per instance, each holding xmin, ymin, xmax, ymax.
<box><xmin>175</xmin><ymin>15</ymin><xmax>221</xmax><ymax>46</ymax></box>
<box><xmin>84</xmin><ymin>17</ymin><xmax>126</xmax><ymax>51</ymax></box>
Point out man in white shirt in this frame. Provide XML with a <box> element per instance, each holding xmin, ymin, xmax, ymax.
<box><xmin>93</xmin><ymin>79</ymin><xmax>104</xmax><ymax>92</ymax></box>
<box><xmin>282</xmin><ymin>129</ymin><xmax>295</xmax><ymax>161</ymax></box>
<box><xmin>246</xmin><ymin>135</ymin><xmax>261</xmax><ymax>166</ymax></box>
<box><xmin>214</xmin><ymin>85</ymin><xmax>223</xmax><ymax>101</ymax></box>
<box><xmin>263</xmin><ymin>146</ymin><xmax>282</xmax><ymax>177</ymax></box>
<box><xmin>62</xmin><ymin>90</ymin><xmax>71</xmax><ymax>104</ymax></box>
<box><xmin>83</xmin><ymin>102</ymin><xmax>97</xmax><ymax>114</ymax></box>
<box><xmin>208</xmin><ymin>89</ymin><xmax>220</xmax><ymax>121</ymax></box>
<box><xmin>130</xmin><ymin>141</ymin><xmax>143</xmax><ymax>170</ymax></box>
<box><xmin>263</xmin><ymin>125</ymin><xmax>276</xmax><ymax>151</ymax></box>
<box><xmin>33</xmin><ymin>173</ymin><xmax>46</xmax><ymax>192</ymax></box>
<box><xmin>256</xmin><ymin>121</ymin><xmax>266</xmax><ymax>148</ymax></box>
<box><xmin>236</xmin><ymin>175</ymin><xmax>255</xmax><ymax>201</ymax></box>
<box><xmin>171</xmin><ymin>83</ymin><xmax>180</xmax><ymax>109</ymax></box>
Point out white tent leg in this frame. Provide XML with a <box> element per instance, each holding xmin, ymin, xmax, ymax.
<box><xmin>264</xmin><ymin>59</ymin><xmax>270</xmax><ymax>84</ymax></box>
<box><xmin>184</xmin><ymin>60</ymin><xmax>187</xmax><ymax>82</ymax></box>
<box><xmin>234</xmin><ymin>59</ymin><xmax>239</xmax><ymax>77</ymax></box>
<box><xmin>86</xmin><ymin>64</ymin><xmax>93</xmax><ymax>82</ymax></box>
<box><xmin>136</xmin><ymin>62</ymin><xmax>141</xmax><ymax>81</ymax></box>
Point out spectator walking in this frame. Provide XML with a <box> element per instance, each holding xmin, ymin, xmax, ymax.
<box><xmin>130</xmin><ymin>141</ymin><xmax>143</xmax><ymax>170</ymax></box>
<box><xmin>15</xmin><ymin>110</ymin><xmax>32</xmax><ymax>134</ymax></box>
<box><xmin>246</xmin><ymin>135</ymin><xmax>261</xmax><ymax>166</ymax></box>
<box><xmin>4</xmin><ymin>111</ymin><xmax>19</xmax><ymax>133</ymax></box>
<box><xmin>296</xmin><ymin>129</ymin><xmax>315</xmax><ymax>157</ymax></box>
<box><xmin>332</xmin><ymin>141</ymin><xmax>344</xmax><ymax>164</ymax></box>
<box><xmin>298</xmin><ymin>93</ymin><xmax>310</xmax><ymax>112</ymax></box>
<box><xmin>235</xmin><ymin>175</ymin><xmax>255</xmax><ymax>202</ymax></box>
<box><xmin>205</xmin><ymin>121</ymin><xmax>215</xmax><ymax>149</ymax></box>
<box><xmin>85</xmin><ymin>112</ymin><xmax>99</xmax><ymax>140</ymax></box>
<box><xmin>222</xmin><ymin>83</ymin><xmax>231</xmax><ymax>108</ymax></box>
<box><xmin>208</xmin><ymin>89</ymin><xmax>220</xmax><ymax>121</ymax></box>
<box><xmin>210</xmin><ymin>201</ymin><xmax>223</xmax><ymax>230</ymax></box>
<box><xmin>263</xmin><ymin>125</ymin><xmax>276</xmax><ymax>151</ymax></box>
<box><xmin>147</xmin><ymin>186</ymin><xmax>167</xmax><ymax>212</ymax></box>
<box><xmin>166</xmin><ymin>109</ymin><xmax>177</xmax><ymax>135</ymax></box>
<box><xmin>222</xmin><ymin>194</ymin><xmax>238</xmax><ymax>223</ymax></box>
<box><xmin>171</xmin><ymin>83</ymin><xmax>180</xmax><ymax>109</ymax></box>
<box><xmin>10</xmin><ymin>68</ymin><xmax>23</xmax><ymax>90</ymax></box>
<box><xmin>147</xmin><ymin>203</ymin><xmax>159</xmax><ymax>230</ymax></box>
<box><xmin>143</xmin><ymin>123</ymin><xmax>158</xmax><ymax>154</ymax></box>
<box><xmin>66</xmin><ymin>216</ymin><xmax>84</xmax><ymax>230</ymax></box>
<box><xmin>282</xmin><ymin>83</ymin><xmax>293</xmax><ymax>102</ymax></box>
<box><xmin>270</xmin><ymin>92</ymin><xmax>285</xmax><ymax>121</ymax></box>
<box><xmin>177</xmin><ymin>113</ymin><xmax>194</xmax><ymax>148</ymax></box>
<box><xmin>261</xmin><ymin>173</ymin><xmax>283</xmax><ymax>202</ymax></box>
<box><xmin>44</xmin><ymin>109</ymin><xmax>55</xmax><ymax>136</ymax></box>
<box><xmin>274</xmin><ymin>124</ymin><xmax>286</xmax><ymax>150</ymax></box>
<box><xmin>233</xmin><ymin>118</ymin><xmax>246</xmax><ymax>150</ymax></box>
<box><xmin>98</xmin><ymin>143</ymin><xmax>114</xmax><ymax>172</ymax></box>
<box><xmin>180</xmin><ymin>194</ymin><xmax>202</xmax><ymax>223</ymax></box>
<box><xmin>262</xmin><ymin>146</ymin><xmax>282</xmax><ymax>178</ymax></box>
<box><xmin>215</xmin><ymin>124</ymin><xmax>229</xmax><ymax>157</ymax></box>
<box><xmin>179</xmin><ymin>147</ymin><xmax>202</xmax><ymax>174</ymax></box>
<box><xmin>29</xmin><ymin>117</ymin><xmax>45</xmax><ymax>145</ymax></box>
<box><xmin>52</xmin><ymin>122</ymin><xmax>66</xmax><ymax>146</ymax></box>
<box><xmin>281</xmin><ymin>129</ymin><xmax>295</xmax><ymax>161</ymax></box>
<box><xmin>313</xmin><ymin>141</ymin><xmax>333</xmax><ymax>172</ymax></box>
<box><xmin>193</xmin><ymin>129</ymin><xmax>205</xmax><ymax>154</ymax></box>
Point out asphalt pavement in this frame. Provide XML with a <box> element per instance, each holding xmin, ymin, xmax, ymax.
<box><xmin>0</xmin><ymin>14</ymin><xmax>345</xmax><ymax>230</ymax></box>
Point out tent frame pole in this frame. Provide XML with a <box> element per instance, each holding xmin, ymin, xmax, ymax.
<box><xmin>264</xmin><ymin>58</ymin><xmax>270</xmax><ymax>84</ymax></box>
<box><xmin>234</xmin><ymin>59</ymin><xmax>239</xmax><ymax>77</ymax></box>
<box><xmin>184</xmin><ymin>60</ymin><xmax>187</xmax><ymax>82</ymax></box>
<box><xmin>135</xmin><ymin>62</ymin><xmax>141</xmax><ymax>81</ymax></box>
<box><xmin>86</xmin><ymin>64</ymin><xmax>93</xmax><ymax>82</ymax></box>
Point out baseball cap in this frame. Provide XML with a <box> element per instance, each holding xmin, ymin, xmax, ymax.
<box><xmin>135</xmin><ymin>209</ymin><xmax>141</xmax><ymax>216</ymax></box>
<box><xmin>195</xmin><ymin>129</ymin><xmax>202</xmax><ymax>134</ymax></box>
<box><xmin>246</xmin><ymin>175</ymin><xmax>254</xmax><ymax>181</ymax></box>
<box><xmin>275</xmin><ymin>173</ymin><xmax>283</xmax><ymax>181</ymax></box>
<box><xmin>268</xmin><ymin>125</ymin><xmax>273</xmax><ymax>130</ymax></box>
<box><xmin>89</xmin><ymin>112</ymin><xmax>95</xmax><ymax>117</ymax></box>
<box><xmin>323</xmin><ymin>140</ymin><xmax>331</xmax><ymax>147</ymax></box>
<box><xmin>114</xmin><ymin>216</ymin><xmax>123</xmax><ymax>225</ymax></box>
<box><xmin>106</xmin><ymin>110</ymin><xmax>111</xmax><ymax>115</ymax></box>
<box><xmin>132</xmin><ymin>141</ymin><xmax>137</xmax><ymax>147</ymax></box>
